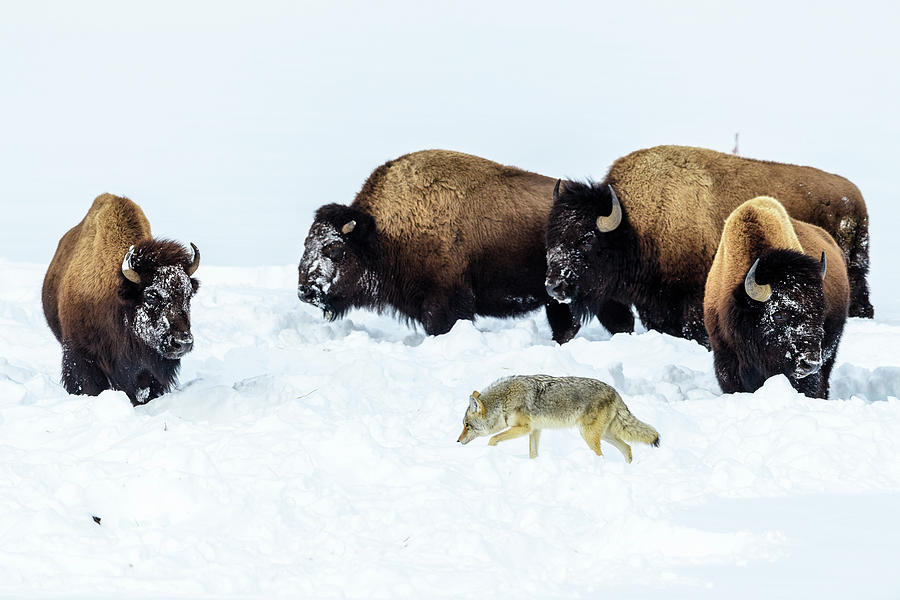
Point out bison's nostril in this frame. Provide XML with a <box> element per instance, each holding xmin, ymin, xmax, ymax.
<box><xmin>298</xmin><ymin>284</ymin><xmax>319</xmax><ymax>302</ymax></box>
<box><xmin>546</xmin><ymin>280</ymin><xmax>568</xmax><ymax>300</ymax></box>
<box><xmin>795</xmin><ymin>353</ymin><xmax>823</xmax><ymax>378</ymax></box>
<box><xmin>169</xmin><ymin>333</ymin><xmax>193</xmax><ymax>353</ymax></box>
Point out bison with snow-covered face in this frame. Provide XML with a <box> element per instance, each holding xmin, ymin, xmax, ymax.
<box><xmin>297</xmin><ymin>149</ymin><xmax>580</xmax><ymax>342</ymax></box>
<box><xmin>42</xmin><ymin>194</ymin><xmax>200</xmax><ymax>405</ymax></box>
<box><xmin>545</xmin><ymin>145</ymin><xmax>872</xmax><ymax>345</ymax></box>
<box><xmin>704</xmin><ymin>196</ymin><xmax>849</xmax><ymax>399</ymax></box>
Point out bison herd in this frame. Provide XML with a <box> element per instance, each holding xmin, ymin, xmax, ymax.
<box><xmin>42</xmin><ymin>145</ymin><xmax>873</xmax><ymax>403</ymax></box>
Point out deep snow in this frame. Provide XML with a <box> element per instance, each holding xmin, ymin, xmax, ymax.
<box><xmin>1</xmin><ymin>261</ymin><xmax>899</xmax><ymax>598</ymax></box>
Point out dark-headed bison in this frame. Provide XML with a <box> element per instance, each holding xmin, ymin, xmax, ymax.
<box><xmin>297</xmin><ymin>149</ymin><xmax>580</xmax><ymax>342</ymax></box>
<box><xmin>704</xmin><ymin>196</ymin><xmax>849</xmax><ymax>399</ymax></box>
<box><xmin>545</xmin><ymin>145</ymin><xmax>871</xmax><ymax>345</ymax></box>
<box><xmin>42</xmin><ymin>194</ymin><xmax>200</xmax><ymax>405</ymax></box>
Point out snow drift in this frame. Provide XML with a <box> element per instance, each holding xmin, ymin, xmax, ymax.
<box><xmin>1</xmin><ymin>261</ymin><xmax>898</xmax><ymax>598</ymax></box>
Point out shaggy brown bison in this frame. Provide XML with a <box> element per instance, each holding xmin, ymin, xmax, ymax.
<box><xmin>297</xmin><ymin>149</ymin><xmax>580</xmax><ymax>342</ymax></box>
<box><xmin>545</xmin><ymin>145</ymin><xmax>871</xmax><ymax>345</ymax></box>
<box><xmin>704</xmin><ymin>196</ymin><xmax>849</xmax><ymax>399</ymax></box>
<box><xmin>42</xmin><ymin>194</ymin><xmax>200</xmax><ymax>405</ymax></box>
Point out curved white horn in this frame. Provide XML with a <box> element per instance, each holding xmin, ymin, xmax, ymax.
<box><xmin>342</xmin><ymin>220</ymin><xmax>357</xmax><ymax>235</ymax></box>
<box><xmin>596</xmin><ymin>185</ymin><xmax>623</xmax><ymax>232</ymax></box>
<box><xmin>819</xmin><ymin>251</ymin><xmax>826</xmax><ymax>280</ymax></box>
<box><xmin>186</xmin><ymin>242</ymin><xmax>200</xmax><ymax>276</ymax></box>
<box><xmin>744</xmin><ymin>258</ymin><xmax>772</xmax><ymax>302</ymax></box>
<box><xmin>121</xmin><ymin>245</ymin><xmax>141</xmax><ymax>284</ymax></box>
<box><xmin>553</xmin><ymin>179</ymin><xmax>561</xmax><ymax>202</ymax></box>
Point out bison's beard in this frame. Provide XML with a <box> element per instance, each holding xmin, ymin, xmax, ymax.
<box><xmin>299</xmin><ymin>289</ymin><xmax>348</xmax><ymax>323</ymax></box>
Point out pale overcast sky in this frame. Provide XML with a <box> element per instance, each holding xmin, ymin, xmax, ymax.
<box><xmin>2</xmin><ymin>1</ymin><xmax>898</xmax><ymax>308</ymax></box>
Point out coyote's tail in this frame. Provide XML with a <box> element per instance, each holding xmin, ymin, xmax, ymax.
<box><xmin>611</xmin><ymin>399</ymin><xmax>660</xmax><ymax>447</ymax></box>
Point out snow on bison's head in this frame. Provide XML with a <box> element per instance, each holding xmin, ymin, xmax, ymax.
<box><xmin>297</xmin><ymin>203</ymin><xmax>378</xmax><ymax>321</ymax></box>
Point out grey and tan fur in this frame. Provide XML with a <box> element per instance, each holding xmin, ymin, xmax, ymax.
<box><xmin>457</xmin><ymin>375</ymin><xmax>660</xmax><ymax>461</ymax></box>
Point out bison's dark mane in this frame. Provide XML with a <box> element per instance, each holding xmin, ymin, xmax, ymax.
<box><xmin>547</xmin><ymin>180</ymin><xmax>651</xmax><ymax>332</ymax></box>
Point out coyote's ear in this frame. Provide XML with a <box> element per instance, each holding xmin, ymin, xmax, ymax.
<box><xmin>468</xmin><ymin>393</ymin><xmax>484</xmax><ymax>415</ymax></box>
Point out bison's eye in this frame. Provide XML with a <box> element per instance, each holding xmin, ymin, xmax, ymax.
<box><xmin>323</xmin><ymin>244</ymin><xmax>344</xmax><ymax>260</ymax></box>
<box><xmin>773</xmin><ymin>311</ymin><xmax>788</xmax><ymax>324</ymax></box>
<box><xmin>145</xmin><ymin>290</ymin><xmax>161</xmax><ymax>307</ymax></box>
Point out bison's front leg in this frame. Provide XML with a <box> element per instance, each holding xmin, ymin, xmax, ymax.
<box><xmin>712</xmin><ymin>344</ymin><xmax>744</xmax><ymax>394</ymax></box>
<box><xmin>545</xmin><ymin>300</ymin><xmax>580</xmax><ymax>344</ymax></box>
<box><xmin>816</xmin><ymin>317</ymin><xmax>846</xmax><ymax>400</ymax></box>
<box><xmin>596</xmin><ymin>300</ymin><xmax>634</xmax><ymax>335</ymax></box>
<box><xmin>420</xmin><ymin>288</ymin><xmax>476</xmax><ymax>336</ymax></box>
<box><xmin>681</xmin><ymin>301</ymin><xmax>710</xmax><ymax>348</ymax></box>
<box><xmin>61</xmin><ymin>343</ymin><xmax>109</xmax><ymax>396</ymax></box>
<box><xmin>128</xmin><ymin>371</ymin><xmax>167</xmax><ymax>406</ymax></box>
<box><xmin>792</xmin><ymin>372</ymin><xmax>822</xmax><ymax>399</ymax></box>
<box><xmin>846</xmin><ymin>220</ymin><xmax>874</xmax><ymax>319</ymax></box>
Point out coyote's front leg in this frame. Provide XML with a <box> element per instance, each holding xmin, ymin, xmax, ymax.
<box><xmin>488</xmin><ymin>425</ymin><xmax>531</xmax><ymax>447</ymax></box>
<box><xmin>528</xmin><ymin>430</ymin><xmax>541</xmax><ymax>459</ymax></box>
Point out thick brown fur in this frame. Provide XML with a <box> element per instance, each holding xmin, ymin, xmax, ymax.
<box><xmin>545</xmin><ymin>145</ymin><xmax>872</xmax><ymax>345</ymax></box>
<box><xmin>297</xmin><ymin>150</ymin><xmax>580</xmax><ymax>342</ymax></box>
<box><xmin>42</xmin><ymin>194</ymin><xmax>199</xmax><ymax>404</ymax></box>
<box><xmin>704</xmin><ymin>197</ymin><xmax>850</xmax><ymax>398</ymax></box>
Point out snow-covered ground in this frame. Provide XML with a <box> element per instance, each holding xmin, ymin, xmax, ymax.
<box><xmin>1</xmin><ymin>260</ymin><xmax>899</xmax><ymax>598</ymax></box>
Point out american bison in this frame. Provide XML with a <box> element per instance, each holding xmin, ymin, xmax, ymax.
<box><xmin>544</xmin><ymin>145</ymin><xmax>871</xmax><ymax>345</ymax></box>
<box><xmin>704</xmin><ymin>196</ymin><xmax>849</xmax><ymax>399</ymax></box>
<box><xmin>297</xmin><ymin>149</ymin><xmax>580</xmax><ymax>342</ymax></box>
<box><xmin>42</xmin><ymin>194</ymin><xmax>200</xmax><ymax>405</ymax></box>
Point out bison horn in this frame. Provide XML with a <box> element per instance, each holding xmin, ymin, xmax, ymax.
<box><xmin>553</xmin><ymin>179</ymin><xmax>561</xmax><ymax>202</ymax></box>
<box><xmin>121</xmin><ymin>245</ymin><xmax>141</xmax><ymax>284</ymax></box>
<box><xmin>342</xmin><ymin>220</ymin><xmax>357</xmax><ymax>235</ymax></box>
<box><xmin>744</xmin><ymin>258</ymin><xmax>772</xmax><ymax>302</ymax></box>
<box><xmin>819</xmin><ymin>251</ymin><xmax>827</xmax><ymax>280</ymax></box>
<box><xmin>186</xmin><ymin>242</ymin><xmax>200</xmax><ymax>276</ymax></box>
<box><xmin>596</xmin><ymin>185</ymin><xmax>622</xmax><ymax>233</ymax></box>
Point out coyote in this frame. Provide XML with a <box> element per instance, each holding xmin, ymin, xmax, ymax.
<box><xmin>457</xmin><ymin>375</ymin><xmax>660</xmax><ymax>460</ymax></box>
